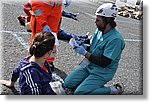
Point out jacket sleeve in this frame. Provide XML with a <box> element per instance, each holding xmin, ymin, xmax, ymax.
<box><xmin>58</xmin><ymin>28</ymin><xmax>90</xmax><ymax>44</ymax></box>
<box><xmin>57</xmin><ymin>29</ymin><xmax>73</xmax><ymax>41</ymax></box>
<box><xmin>21</xmin><ymin>68</ymin><xmax>42</xmax><ymax>95</ymax></box>
<box><xmin>89</xmin><ymin>54</ymin><xmax>112</xmax><ymax>68</ymax></box>
<box><xmin>11</xmin><ymin>65</ymin><xmax>21</xmax><ymax>82</ymax></box>
<box><xmin>21</xmin><ymin>68</ymin><xmax>56</xmax><ymax>95</ymax></box>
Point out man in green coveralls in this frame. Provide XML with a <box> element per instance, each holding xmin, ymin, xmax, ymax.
<box><xmin>64</xmin><ymin>3</ymin><xmax>125</xmax><ymax>95</ymax></box>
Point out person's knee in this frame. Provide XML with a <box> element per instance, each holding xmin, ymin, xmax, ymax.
<box><xmin>64</xmin><ymin>78</ymin><xmax>75</xmax><ymax>89</ymax></box>
<box><xmin>74</xmin><ymin>89</ymin><xmax>91</xmax><ymax>95</ymax></box>
<box><xmin>64</xmin><ymin>81</ymin><xmax>72</xmax><ymax>88</ymax></box>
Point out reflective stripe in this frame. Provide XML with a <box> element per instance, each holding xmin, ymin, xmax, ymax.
<box><xmin>42</xmin><ymin>0</ymin><xmax>62</xmax><ymax>6</ymax></box>
<box><xmin>34</xmin><ymin>9</ymin><xmax>43</xmax><ymax>16</ymax></box>
<box><xmin>29</xmin><ymin>10</ymin><xmax>34</xmax><ymax>15</ymax></box>
<box><xmin>24</xmin><ymin>6</ymin><xmax>31</xmax><ymax>10</ymax></box>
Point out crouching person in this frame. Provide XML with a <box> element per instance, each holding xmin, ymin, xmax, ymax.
<box><xmin>64</xmin><ymin>3</ymin><xmax>125</xmax><ymax>95</ymax></box>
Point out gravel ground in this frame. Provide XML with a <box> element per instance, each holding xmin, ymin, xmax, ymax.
<box><xmin>0</xmin><ymin>0</ymin><xmax>143</xmax><ymax>95</ymax></box>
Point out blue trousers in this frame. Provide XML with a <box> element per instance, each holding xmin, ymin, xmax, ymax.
<box><xmin>64</xmin><ymin>66</ymin><xmax>111</xmax><ymax>95</ymax></box>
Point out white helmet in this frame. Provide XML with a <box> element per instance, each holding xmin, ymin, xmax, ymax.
<box><xmin>95</xmin><ymin>3</ymin><xmax>118</xmax><ymax>18</ymax></box>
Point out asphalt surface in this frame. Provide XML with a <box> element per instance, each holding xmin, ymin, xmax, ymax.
<box><xmin>0</xmin><ymin>0</ymin><xmax>143</xmax><ymax>95</ymax></box>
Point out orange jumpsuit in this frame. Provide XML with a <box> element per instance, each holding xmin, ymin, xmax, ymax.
<box><xmin>30</xmin><ymin>0</ymin><xmax>62</xmax><ymax>63</ymax></box>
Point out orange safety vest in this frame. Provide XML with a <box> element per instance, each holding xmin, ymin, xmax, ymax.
<box><xmin>30</xmin><ymin>0</ymin><xmax>62</xmax><ymax>63</ymax></box>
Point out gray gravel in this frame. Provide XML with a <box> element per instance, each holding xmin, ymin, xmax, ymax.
<box><xmin>0</xmin><ymin>0</ymin><xmax>143</xmax><ymax>95</ymax></box>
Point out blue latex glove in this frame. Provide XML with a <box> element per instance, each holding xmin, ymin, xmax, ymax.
<box><xmin>74</xmin><ymin>45</ymin><xmax>87</xmax><ymax>56</ymax></box>
<box><xmin>43</xmin><ymin>25</ymin><xmax>51</xmax><ymax>32</ymax></box>
<box><xmin>64</xmin><ymin>0</ymin><xmax>72</xmax><ymax>7</ymax></box>
<box><xmin>81</xmin><ymin>44</ymin><xmax>87</xmax><ymax>50</ymax></box>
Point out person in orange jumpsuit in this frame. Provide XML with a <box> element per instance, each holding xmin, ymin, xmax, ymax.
<box><xmin>18</xmin><ymin>0</ymin><xmax>83</xmax><ymax>67</ymax></box>
<box><xmin>28</xmin><ymin>0</ymin><xmax>63</xmax><ymax>66</ymax></box>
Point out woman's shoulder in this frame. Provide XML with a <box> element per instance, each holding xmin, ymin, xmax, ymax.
<box><xmin>20</xmin><ymin>61</ymin><xmax>40</xmax><ymax>72</ymax></box>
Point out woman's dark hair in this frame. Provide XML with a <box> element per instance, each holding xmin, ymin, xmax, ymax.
<box><xmin>29</xmin><ymin>31</ymin><xmax>55</xmax><ymax>58</ymax></box>
<box><xmin>107</xmin><ymin>17</ymin><xmax>117</xmax><ymax>28</ymax></box>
